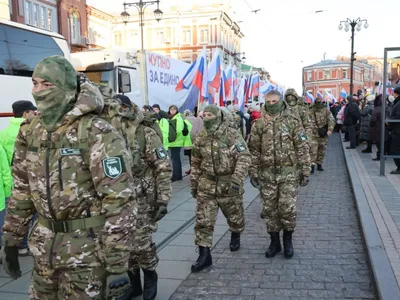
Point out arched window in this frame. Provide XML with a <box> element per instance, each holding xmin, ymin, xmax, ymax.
<box><xmin>69</xmin><ymin>11</ymin><xmax>80</xmax><ymax>43</ymax></box>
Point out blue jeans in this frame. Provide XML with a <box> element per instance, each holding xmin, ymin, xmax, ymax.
<box><xmin>19</xmin><ymin>212</ymin><xmax>38</xmax><ymax>249</ymax></box>
<box><xmin>170</xmin><ymin>147</ymin><xmax>182</xmax><ymax>181</ymax></box>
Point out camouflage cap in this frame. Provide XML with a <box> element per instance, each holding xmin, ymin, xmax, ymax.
<box><xmin>204</xmin><ymin>104</ymin><xmax>221</xmax><ymax>117</ymax></box>
<box><xmin>33</xmin><ymin>56</ymin><xmax>77</xmax><ymax>91</ymax></box>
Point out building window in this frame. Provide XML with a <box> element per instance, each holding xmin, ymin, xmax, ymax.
<box><xmin>69</xmin><ymin>11</ymin><xmax>81</xmax><ymax>44</ymax></box>
<box><xmin>343</xmin><ymin>69</ymin><xmax>348</xmax><ymax>78</ymax></box>
<box><xmin>114</xmin><ymin>32</ymin><xmax>122</xmax><ymax>47</ymax></box>
<box><xmin>307</xmin><ymin>71</ymin><xmax>312</xmax><ymax>81</ymax></box>
<box><xmin>156</xmin><ymin>31</ymin><xmax>164</xmax><ymax>45</ymax></box>
<box><xmin>324</xmin><ymin>70</ymin><xmax>330</xmax><ymax>80</ymax></box>
<box><xmin>182</xmin><ymin>29</ymin><xmax>191</xmax><ymax>44</ymax></box>
<box><xmin>200</xmin><ymin>28</ymin><xmax>209</xmax><ymax>43</ymax></box>
<box><xmin>24</xmin><ymin>0</ymin><xmax>56</xmax><ymax>32</ymax></box>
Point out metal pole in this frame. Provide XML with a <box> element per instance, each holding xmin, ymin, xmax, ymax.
<box><xmin>380</xmin><ymin>49</ymin><xmax>388</xmax><ymax>176</ymax></box>
<box><xmin>140</xmin><ymin>3</ymin><xmax>144</xmax><ymax>50</ymax></box>
<box><xmin>350</xmin><ymin>22</ymin><xmax>355</xmax><ymax>96</ymax></box>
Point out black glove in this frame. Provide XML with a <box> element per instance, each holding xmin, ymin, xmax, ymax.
<box><xmin>229</xmin><ymin>182</ymin><xmax>241</xmax><ymax>195</ymax></box>
<box><xmin>152</xmin><ymin>203</ymin><xmax>168</xmax><ymax>222</ymax></box>
<box><xmin>250</xmin><ymin>177</ymin><xmax>260</xmax><ymax>189</ymax></box>
<box><xmin>105</xmin><ymin>272</ymin><xmax>131</xmax><ymax>300</ymax></box>
<box><xmin>191</xmin><ymin>189</ymin><xmax>197</xmax><ymax>199</ymax></box>
<box><xmin>299</xmin><ymin>174</ymin><xmax>309</xmax><ymax>186</ymax></box>
<box><xmin>2</xmin><ymin>246</ymin><xmax>21</xmax><ymax>280</ymax></box>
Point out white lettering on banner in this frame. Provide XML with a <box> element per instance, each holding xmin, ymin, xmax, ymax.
<box><xmin>146</xmin><ymin>51</ymin><xmax>191</xmax><ymax>111</ymax></box>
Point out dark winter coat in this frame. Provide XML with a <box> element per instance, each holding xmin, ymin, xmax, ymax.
<box><xmin>359</xmin><ymin>101</ymin><xmax>373</xmax><ymax>140</ymax></box>
<box><xmin>344</xmin><ymin>101</ymin><xmax>360</xmax><ymax>126</ymax></box>
<box><xmin>369</xmin><ymin>97</ymin><xmax>387</xmax><ymax>142</ymax></box>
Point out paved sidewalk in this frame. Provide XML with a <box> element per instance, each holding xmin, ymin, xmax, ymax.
<box><xmin>170</xmin><ymin>133</ymin><xmax>377</xmax><ymax>300</ymax></box>
<box><xmin>342</xmin><ymin>138</ymin><xmax>400</xmax><ymax>299</ymax></box>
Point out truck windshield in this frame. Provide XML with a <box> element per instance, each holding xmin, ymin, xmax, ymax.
<box><xmin>83</xmin><ymin>70</ymin><xmax>114</xmax><ymax>88</ymax></box>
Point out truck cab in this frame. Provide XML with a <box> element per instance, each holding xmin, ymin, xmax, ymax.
<box><xmin>71</xmin><ymin>49</ymin><xmax>142</xmax><ymax>106</ymax></box>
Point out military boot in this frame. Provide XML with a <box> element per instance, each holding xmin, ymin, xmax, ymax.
<box><xmin>317</xmin><ymin>164</ymin><xmax>324</xmax><ymax>171</ymax></box>
<box><xmin>142</xmin><ymin>269</ymin><xmax>158</xmax><ymax>300</ymax></box>
<box><xmin>310</xmin><ymin>165</ymin><xmax>315</xmax><ymax>174</ymax></box>
<box><xmin>283</xmin><ymin>231</ymin><xmax>294</xmax><ymax>259</ymax></box>
<box><xmin>230</xmin><ymin>232</ymin><xmax>240</xmax><ymax>252</ymax></box>
<box><xmin>265</xmin><ymin>232</ymin><xmax>281</xmax><ymax>258</ymax></box>
<box><xmin>128</xmin><ymin>268</ymin><xmax>142</xmax><ymax>298</ymax></box>
<box><xmin>191</xmin><ymin>246</ymin><xmax>212</xmax><ymax>272</ymax></box>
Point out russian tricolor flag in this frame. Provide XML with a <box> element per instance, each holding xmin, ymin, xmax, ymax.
<box><xmin>250</xmin><ymin>74</ymin><xmax>260</xmax><ymax>98</ymax></box>
<box><xmin>305</xmin><ymin>92</ymin><xmax>315</xmax><ymax>103</ymax></box>
<box><xmin>176</xmin><ymin>47</ymin><xmax>208</xmax><ymax>102</ymax></box>
<box><xmin>339</xmin><ymin>89</ymin><xmax>347</xmax><ymax>102</ymax></box>
<box><xmin>208</xmin><ymin>48</ymin><xmax>221</xmax><ymax>91</ymax></box>
<box><xmin>317</xmin><ymin>91</ymin><xmax>325</xmax><ymax>101</ymax></box>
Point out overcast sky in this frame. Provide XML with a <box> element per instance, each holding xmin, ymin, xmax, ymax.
<box><xmin>87</xmin><ymin>0</ymin><xmax>400</xmax><ymax>91</ymax></box>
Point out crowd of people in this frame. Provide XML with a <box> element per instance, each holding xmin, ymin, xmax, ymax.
<box><xmin>330</xmin><ymin>87</ymin><xmax>400</xmax><ymax>174</ymax></box>
<box><xmin>3</xmin><ymin>54</ymin><xmax>398</xmax><ymax>299</ymax></box>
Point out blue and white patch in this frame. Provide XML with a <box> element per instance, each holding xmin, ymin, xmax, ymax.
<box><xmin>59</xmin><ymin>148</ymin><xmax>81</xmax><ymax>156</ymax></box>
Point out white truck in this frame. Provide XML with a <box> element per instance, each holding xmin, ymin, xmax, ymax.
<box><xmin>71</xmin><ymin>49</ymin><xmax>145</xmax><ymax>106</ymax></box>
<box><xmin>72</xmin><ymin>49</ymin><xmax>191</xmax><ymax>111</ymax></box>
<box><xmin>0</xmin><ymin>19</ymin><xmax>71</xmax><ymax>130</ymax></box>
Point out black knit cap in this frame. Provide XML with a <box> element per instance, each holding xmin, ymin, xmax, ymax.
<box><xmin>115</xmin><ymin>94</ymin><xmax>132</xmax><ymax>107</ymax></box>
<box><xmin>12</xmin><ymin>100</ymin><xmax>37</xmax><ymax>115</ymax></box>
<box><xmin>394</xmin><ymin>87</ymin><xmax>400</xmax><ymax>95</ymax></box>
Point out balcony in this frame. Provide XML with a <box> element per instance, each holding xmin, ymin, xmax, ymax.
<box><xmin>70</xmin><ymin>35</ymin><xmax>89</xmax><ymax>47</ymax></box>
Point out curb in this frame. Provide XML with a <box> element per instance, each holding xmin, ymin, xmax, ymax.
<box><xmin>341</xmin><ymin>138</ymin><xmax>400</xmax><ymax>300</ymax></box>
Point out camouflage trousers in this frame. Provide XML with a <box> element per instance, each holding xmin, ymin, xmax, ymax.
<box><xmin>308</xmin><ymin>139</ymin><xmax>318</xmax><ymax>166</ymax></box>
<box><xmin>129</xmin><ymin>200</ymin><xmax>158</xmax><ymax>271</ymax></box>
<box><xmin>310</xmin><ymin>136</ymin><xmax>329</xmax><ymax>165</ymax></box>
<box><xmin>260</xmin><ymin>180</ymin><xmax>298</xmax><ymax>232</ymax></box>
<box><xmin>195</xmin><ymin>193</ymin><xmax>245</xmax><ymax>248</ymax></box>
<box><xmin>29</xmin><ymin>264</ymin><xmax>105</xmax><ymax>300</ymax></box>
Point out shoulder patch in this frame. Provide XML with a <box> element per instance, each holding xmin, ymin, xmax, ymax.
<box><xmin>235</xmin><ymin>142</ymin><xmax>246</xmax><ymax>152</ymax></box>
<box><xmin>102</xmin><ymin>155</ymin><xmax>126</xmax><ymax>179</ymax></box>
<box><xmin>155</xmin><ymin>146</ymin><xmax>168</xmax><ymax>159</ymax></box>
<box><xmin>298</xmin><ymin>131</ymin><xmax>308</xmax><ymax>141</ymax></box>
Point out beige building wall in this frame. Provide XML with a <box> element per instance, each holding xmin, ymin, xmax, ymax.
<box><xmin>0</xmin><ymin>0</ymin><xmax>11</xmax><ymax>20</ymax></box>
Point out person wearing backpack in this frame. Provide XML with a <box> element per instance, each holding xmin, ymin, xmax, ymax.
<box><xmin>117</xmin><ymin>96</ymin><xmax>172</xmax><ymax>300</ymax></box>
<box><xmin>1</xmin><ymin>56</ymin><xmax>137</xmax><ymax>299</ymax></box>
<box><xmin>168</xmin><ymin>105</ymin><xmax>187</xmax><ymax>182</ymax></box>
<box><xmin>97</xmin><ymin>89</ymin><xmax>172</xmax><ymax>300</ymax></box>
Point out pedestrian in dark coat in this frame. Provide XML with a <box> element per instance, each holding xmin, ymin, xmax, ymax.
<box><xmin>360</xmin><ymin>95</ymin><xmax>375</xmax><ymax>153</ymax></box>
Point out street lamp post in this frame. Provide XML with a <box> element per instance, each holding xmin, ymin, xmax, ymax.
<box><xmin>338</xmin><ymin>18</ymin><xmax>368</xmax><ymax>96</ymax></box>
<box><xmin>121</xmin><ymin>0</ymin><xmax>163</xmax><ymax>51</ymax></box>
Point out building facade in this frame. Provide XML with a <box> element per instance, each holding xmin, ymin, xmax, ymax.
<box><xmin>108</xmin><ymin>3</ymin><xmax>243</xmax><ymax>65</ymax></box>
<box><xmin>86</xmin><ymin>5</ymin><xmax>114</xmax><ymax>50</ymax></box>
<box><xmin>303</xmin><ymin>59</ymin><xmax>381</xmax><ymax>98</ymax></box>
<box><xmin>9</xmin><ymin>0</ymin><xmax>88</xmax><ymax>52</ymax></box>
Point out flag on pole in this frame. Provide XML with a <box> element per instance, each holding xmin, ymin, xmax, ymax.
<box><xmin>249</xmin><ymin>73</ymin><xmax>260</xmax><ymax>98</ymax></box>
<box><xmin>175</xmin><ymin>47</ymin><xmax>208</xmax><ymax>103</ymax></box>
<box><xmin>237</xmin><ymin>76</ymin><xmax>247</xmax><ymax>112</ymax></box>
<box><xmin>316</xmin><ymin>91</ymin><xmax>325</xmax><ymax>101</ymax></box>
<box><xmin>208</xmin><ymin>48</ymin><xmax>222</xmax><ymax>91</ymax></box>
<box><xmin>339</xmin><ymin>88</ymin><xmax>347</xmax><ymax>102</ymax></box>
<box><xmin>225</xmin><ymin>65</ymin><xmax>232</xmax><ymax>99</ymax></box>
<box><xmin>305</xmin><ymin>92</ymin><xmax>315</xmax><ymax>103</ymax></box>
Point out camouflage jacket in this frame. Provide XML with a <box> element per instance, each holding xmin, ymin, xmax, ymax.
<box><xmin>309</xmin><ymin>107</ymin><xmax>336</xmax><ymax>137</ymax></box>
<box><xmin>127</xmin><ymin>110</ymin><xmax>172</xmax><ymax>206</ymax></box>
<box><xmin>248</xmin><ymin>110</ymin><xmax>311</xmax><ymax>181</ymax></box>
<box><xmin>190</xmin><ymin>111</ymin><xmax>251</xmax><ymax>196</ymax></box>
<box><xmin>2</xmin><ymin>80</ymin><xmax>136</xmax><ymax>274</ymax></box>
<box><xmin>97</xmin><ymin>86</ymin><xmax>171</xmax><ymax>206</ymax></box>
<box><xmin>286</xmin><ymin>104</ymin><xmax>313</xmax><ymax>140</ymax></box>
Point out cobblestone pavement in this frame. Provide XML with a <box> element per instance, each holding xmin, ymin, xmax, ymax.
<box><xmin>170</xmin><ymin>134</ymin><xmax>377</xmax><ymax>300</ymax></box>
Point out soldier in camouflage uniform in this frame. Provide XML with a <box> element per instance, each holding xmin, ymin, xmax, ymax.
<box><xmin>1</xmin><ymin>56</ymin><xmax>137</xmax><ymax>299</ymax></box>
<box><xmin>249</xmin><ymin>90</ymin><xmax>311</xmax><ymax>259</ymax></box>
<box><xmin>96</xmin><ymin>88</ymin><xmax>172</xmax><ymax>300</ymax></box>
<box><xmin>309</xmin><ymin>98</ymin><xmax>335</xmax><ymax>172</ymax></box>
<box><xmin>284</xmin><ymin>89</ymin><xmax>315</xmax><ymax>174</ymax></box>
<box><xmin>190</xmin><ymin>105</ymin><xmax>250</xmax><ymax>272</ymax></box>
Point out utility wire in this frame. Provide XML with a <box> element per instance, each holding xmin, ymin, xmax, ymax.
<box><xmin>241</xmin><ymin>0</ymin><xmax>269</xmax><ymax>30</ymax></box>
